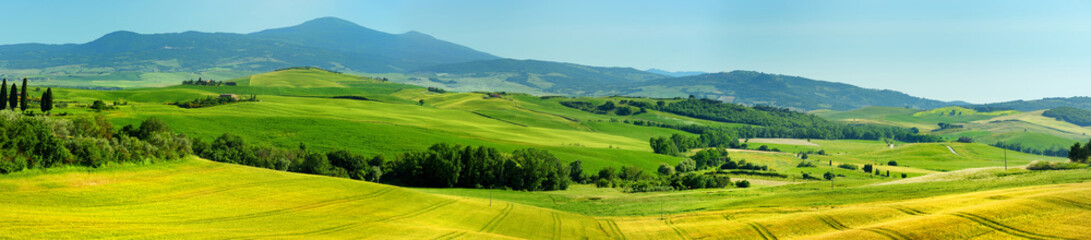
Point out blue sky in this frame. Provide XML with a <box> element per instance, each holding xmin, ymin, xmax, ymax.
<box><xmin>0</xmin><ymin>0</ymin><xmax>1088</xmax><ymax>103</ymax></box>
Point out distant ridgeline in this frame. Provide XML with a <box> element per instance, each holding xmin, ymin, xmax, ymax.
<box><xmin>965</xmin><ymin>96</ymin><xmax>1091</xmax><ymax>112</ymax></box>
<box><xmin>562</xmin><ymin>96</ymin><xmax>941</xmax><ymax>143</ymax></box>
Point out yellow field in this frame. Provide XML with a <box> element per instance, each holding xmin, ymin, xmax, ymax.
<box><xmin>2</xmin><ymin>157</ymin><xmax>1089</xmax><ymax>239</ymax></box>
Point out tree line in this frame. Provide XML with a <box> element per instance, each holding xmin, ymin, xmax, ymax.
<box><xmin>0</xmin><ymin>115</ymin><xmax>191</xmax><ymax>173</ymax></box>
<box><xmin>181</xmin><ymin>78</ymin><xmax>236</xmax><ymax>86</ymax></box>
<box><xmin>173</xmin><ymin>94</ymin><xmax>258</xmax><ymax>108</ymax></box>
<box><xmin>992</xmin><ymin>141</ymin><xmax>1070</xmax><ymax>158</ymax></box>
<box><xmin>194</xmin><ymin>135</ymin><xmax>573</xmax><ymax>191</ymax></box>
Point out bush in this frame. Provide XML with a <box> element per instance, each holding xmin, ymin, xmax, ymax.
<box><xmin>796</xmin><ymin>161</ymin><xmax>816</xmax><ymax>168</ymax></box>
<box><xmin>887</xmin><ymin>161</ymin><xmax>898</xmax><ymax>166</ymax></box>
<box><xmin>901</xmin><ymin>173</ymin><xmax>907</xmax><ymax>178</ymax></box>
<box><xmin>1025</xmin><ymin>160</ymin><xmax>1086</xmax><ymax>170</ymax></box>
<box><xmin>595</xmin><ymin>178</ymin><xmax>610</xmax><ymax>188</ymax></box>
<box><xmin>736</xmin><ymin>180</ymin><xmax>750</xmax><ymax>188</ymax></box>
<box><xmin>837</xmin><ymin>163</ymin><xmax>858</xmax><ymax>170</ymax></box>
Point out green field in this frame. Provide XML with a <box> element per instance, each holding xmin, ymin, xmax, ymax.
<box><xmin>5</xmin><ymin>69</ymin><xmax>1091</xmax><ymax>239</ymax></box>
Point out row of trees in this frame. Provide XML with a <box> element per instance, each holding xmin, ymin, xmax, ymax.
<box><xmin>194</xmin><ymin>136</ymin><xmax>573</xmax><ymax>191</ymax></box>
<box><xmin>560</xmin><ymin>100</ymin><xmax>644</xmax><ymax>116</ymax></box>
<box><xmin>993</xmin><ymin>141</ymin><xmax>1070</xmax><ymax>158</ymax></box>
<box><xmin>181</xmin><ymin>78</ymin><xmax>235</xmax><ymax>86</ymax></box>
<box><xmin>650</xmin><ymin>133</ymin><xmax>740</xmax><ymax>156</ymax></box>
<box><xmin>0</xmin><ymin>115</ymin><xmax>191</xmax><ymax>173</ymax></box>
<box><xmin>173</xmin><ymin>94</ymin><xmax>257</xmax><ymax>108</ymax></box>
<box><xmin>0</xmin><ymin>78</ymin><xmax>56</xmax><ymax>115</ymax></box>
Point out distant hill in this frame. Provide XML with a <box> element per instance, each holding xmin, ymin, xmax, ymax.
<box><xmin>644</xmin><ymin>68</ymin><xmax>706</xmax><ymax>77</ymax></box>
<box><xmin>413</xmin><ymin>59</ymin><xmax>666</xmax><ymax>94</ymax></box>
<box><xmin>0</xmin><ymin>17</ymin><xmax>497</xmax><ymax>74</ymax></box>
<box><xmin>965</xmin><ymin>97</ymin><xmax>1091</xmax><ymax>111</ymax></box>
<box><xmin>616</xmin><ymin>71</ymin><xmax>954</xmax><ymax>111</ymax></box>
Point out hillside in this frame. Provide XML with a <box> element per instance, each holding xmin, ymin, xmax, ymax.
<box><xmin>3</xmin><ymin>154</ymin><xmax>1089</xmax><ymax>239</ymax></box>
<box><xmin>0</xmin><ymin>17</ymin><xmax>496</xmax><ymax>78</ymax></box>
<box><xmin>620</xmin><ymin>71</ymin><xmax>954</xmax><ymax>111</ymax></box>
<box><xmin>413</xmin><ymin>59</ymin><xmax>666</xmax><ymax>95</ymax></box>
<box><xmin>966</xmin><ymin>96</ymin><xmax>1091</xmax><ymax>111</ymax></box>
<box><xmin>817</xmin><ymin>106</ymin><xmax>1091</xmax><ymax>155</ymax></box>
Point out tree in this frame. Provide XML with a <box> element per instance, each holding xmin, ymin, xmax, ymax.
<box><xmin>800</xmin><ymin>152</ymin><xmax>809</xmax><ymax>160</ymax></box>
<box><xmin>675</xmin><ymin>159</ymin><xmax>696</xmax><ymax>173</ymax></box>
<box><xmin>658</xmin><ymin>163</ymin><xmax>675</xmax><ymax>176</ymax></box>
<box><xmin>20</xmin><ymin>78</ymin><xmax>28</xmax><ymax>112</ymax></box>
<box><xmin>862</xmin><ymin>164</ymin><xmax>873</xmax><ymax>174</ymax></box>
<box><xmin>8</xmin><ymin>83</ymin><xmax>17</xmax><ymax>109</ymax></box>
<box><xmin>40</xmin><ymin>88</ymin><xmax>53</xmax><ymax>114</ymax></box>
<box><xmin>887</xmin><ymin>161</ymin><xmax>898</xmax><ymax>166</ymax></box>
<box><xmin>615</xmin><ymin>106</ymin><xmax>632</xmax><ymax>115</ymax></box>
<box><xmin>568</xmin><ymin>160</ymin><xmax>584</xmax><ymax>183</ymax></box>
<box><xmin>736</xmin><ymin>180</ymin><xmax>750</xmax><ymax>188</ymax></box>
<box><xmin>0</xmin><ymin>78</ymin><xmax>6</xmax><ymax>110</ymax></box>
<box><xmin>597</xmin><ymin>167</ymin><xmax>617</xmax><ymax>180</ymax></box>
<box><xmin>823</xmin><ymin>171</ymin><xmax>835</xmax><ymax>189</ymax></box>
<box><xmin>418</xmin><ymin>99</ymin><xmax>425</xmax><ymax>106</ymax></box>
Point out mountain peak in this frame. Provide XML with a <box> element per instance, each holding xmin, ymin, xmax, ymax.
<box><xmin>299</xmin><ymin>17</ymin><xmax>359</xmax><ymax>28</ymax></box>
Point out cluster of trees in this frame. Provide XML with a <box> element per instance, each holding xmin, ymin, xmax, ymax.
<box><xmin>193</xmin><ymin>133</ymin><xmax>384</xmax><ymax>182</ymax></box>
<box><xmin>181</xmin><ymin>78</ymin><xmax>234</xmax><ymax>86</ymax></box>
<box><xmin>426</xmin><ymin>87</ymin><xmax>447</xmax><ymax>93</ymax></box>
<box><xmin>1043</xmin><ymin>107</ymin><xmax>1091</xmax><ymax>127</ymax></box>
<box><xmin>0</xmin><ymin>78</ymin><xmax>51</xmax><ymax>114</ymax></box>
<box><xmin>650</xmin><ymin>133</ymin><xmax>740</xmax><ymax>156</ymax></box>
<box><xmin>0</xmin><ymin>114</ymin><xmax>191</xmax><ymax>174</ymax></box>
<box><xmin>936</xmin><ymin>122</ymin><xmax>964</xmax><ymax>131</ymax></box>
<box><xmin>90</xmin><ymin>100</ymin><xmax>118</xmax><ymax>112</ymax></box>
<box><xmin>1068</xmin><ymin>139</ymin><xmax>1091</xmax><ymax>163</ymax></box>
<box><xmin>560</xmin><ymin>100</ymin><xmax>643</xmax><ymax>116</ymax></box>
<box><xmin>388</xmin><ymin>144</ymin><xmax>571</xmax><ymax>191</ymax></box>
<box><xmin>173</xmin><ymin>94</ymin><xmax>258</xmax><ymax>108</ymax></box>
<box><xmin>992</xmin><ymin>141</ymin><xmax>1070</xmax><ymax>158</ymax></box>
<box><xmin>599</xmin><ymin>164</ymin><xmax>738</xmax><ymax>193</ymax></box>
<box><xmin>194</xmin><ymin>137</ymin><xmax>572</xmax><ymax>191</ymax></box>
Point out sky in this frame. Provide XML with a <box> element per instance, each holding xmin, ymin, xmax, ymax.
<box><xmin>0</xmin><ymin>0</ymin><xmax>1088</xmax><ymax>103</ymax></box>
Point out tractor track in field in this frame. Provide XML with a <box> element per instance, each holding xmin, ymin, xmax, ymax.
<box><xmin>1038</xmin><ymin>196</ymin><xmax>1091</xmax><ymax>211</ymax></box>
<box><xmin>815</xmin><ymin>215</ymin><xmax>849</xmax><ymax>231</ymax></box>
<box><xmin>470</xmin><ymin>111</ymin><xmax>528</xmax><ymax>127</ymax></box>
<box><xmin>860</xmin><ymin>227</ymin><xmax>910</xmax><ymax>240</ymax></box>
<box><xmin>888</xmin><ymin>206</ymin><xmax>927</xmax><ymax>216</ymax></box>
<box><xmin>178</xmin><ymin>187</ymin><xmax>396</xmax><ymax>224</ymax></box>
<box><xmin>600</xmin><ymin>219</ymin><xmax>626</xmax><ymax>240</ymax></box>
<box><xmin>665</xmin><ymin>217</ymin><xmax>689</xmax><ymax>240</ymax></box>
<box><xmin>434</xmin><ymin>230</ymin><xmax>468</xmax><ymax>240</ymax></box>
<box><xmin>222</xmin><ymin>222</ymin><xmax>360</xmax><ymax>240</ymax></box>
<box><xmin>948</xmin><ymin>212</ymin><xmax>1069</xmax><ymax>240</ymax></box>
<box><xmin>551</xmin><ymin>212</ymin><xmax>563</xmax><ymax>240</ymax></box>
<box><xmin>381</xmin><ymin>199</ymin><xmax>460</xmax><ymax>222</ymax></box>
<box><xmin>479</xmin><ymin>203</ymin><xmax>514</xmax><ymax>233</ymax></box>
<box><xmin>747</xmin><ymin>222</ymin><xmax>777</xmax><ymax>240</ymax></box>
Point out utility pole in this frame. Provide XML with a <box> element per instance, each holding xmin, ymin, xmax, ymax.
<box><xmin>660</xmin><ymin>200</ymin><xmax>664</xmax><ymax>220</ymax></box>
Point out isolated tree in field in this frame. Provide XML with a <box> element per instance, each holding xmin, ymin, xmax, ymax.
<box><xmin>40</xmin><ymin>88</ymin><xmax>53</xmax><ymax>114</ymax></box>
<box><xmin>823</xmin><ymin>171</ymin><xmax>835</xmax><ymax>189</ymax></box>
<box><xmin>8</xmin><ymin>83</ymin><xmax>17</xmax><ymax>109</ymax></box>
<box><xmin>0</xmin><ymin>78</ymin><xmax>6</xmax><ymax>110</ymax></box>
<box><xmin>418</xmin><ymin>99</ymin><xmax>424</xmax><ymax>106</ymax></box>
<box><xmin>568</xmin><ymin>160</ymin><xmax>584</xmax><ymax>183</ymax></box>
<box><xmin>20</xmin><ymin>78</ymin><xmax>27</xmax><ymax>112</ymax></box>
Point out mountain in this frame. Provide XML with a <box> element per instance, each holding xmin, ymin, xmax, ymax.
<box><xmin>644</xmin><ymin>68</ymin><xmax>706</xmax><ymax>77</ymax></box>
<box><xmin>0</xmin><ymin>17</ymin><xmax>497</xmax><ymax>73</ymax></box>
<box><xmin>964</xmin><ymin>97</ymin><xmax>1091</xmax><ymax>111</ymax></box>
<box><xmin>414</xmin><ymin>59</ymin><xmax>666</xmax><ymax>94</ymax></box>
<box><xmin>615</xmin><ymin>71</ymin><xmax>954</xmax><ymax>111</ymax></box>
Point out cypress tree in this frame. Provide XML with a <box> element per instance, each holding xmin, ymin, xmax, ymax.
<box><xmin>0</xmin><ymin>78</ymin><xmax>6</xmax><ymax>110</ymax></box>
<box><xmin>20</xmin><ymin>78</ymin><xmax>27</xmax><ymax>112</ymax></box>
<box><xmin>40</xmin><ymin>88</ymin><xmax>52</xmax><ymax>114</ymax></box>
<box><xmin>8</xmin><ymin>83</ymin><xmax>17</xmax><ymax>110</ymax></box>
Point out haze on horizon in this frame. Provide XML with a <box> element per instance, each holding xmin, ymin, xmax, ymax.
<box><xmin>0</xmin><ymin>0</ymin><xmax>1088</xmax><ymax>104</ymax></box>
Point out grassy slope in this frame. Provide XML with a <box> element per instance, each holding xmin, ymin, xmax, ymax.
<box><xmin>49</xmin><ymin>70</ymin><xmax>686</xmax><ymax>172</ymax></box>
<box><xmin>818</xmin><ymin>106</ymin><xmax>1089</xmax><ymax>151</ymax></box>
<box><xmin>3</xmin><ymin>157</ymin><xmax>1089</xmax><ymax>239</ymax></box>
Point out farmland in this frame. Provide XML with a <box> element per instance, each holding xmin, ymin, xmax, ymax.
<box><xmin>2</xmin><ymin>69</ymin><xmax>1089</xmax><ymax>239</ymax></box>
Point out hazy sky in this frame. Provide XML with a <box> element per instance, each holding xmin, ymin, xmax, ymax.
<box><xmin>1</xmin><ymin>0</ymin><xmax>1088</xmax><ymax>103</ymax></box>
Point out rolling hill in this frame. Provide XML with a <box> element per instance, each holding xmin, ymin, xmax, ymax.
<box><xmin>413</xmin><ymin>59</ymin><xmax>666</xmax><ymax>95</ymax></box>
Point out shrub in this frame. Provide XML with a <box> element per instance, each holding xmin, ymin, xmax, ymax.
<box><xmin>1026</xmin><ymin>160</ymin><xmax>1085</xmax><ymax>170</ymax></box>
<box><xmin>837</xmin><ymin>163</ymin><xmax>858</xmax><ymax>170</ymax></box>
<box><xmin>796</xmin><ymin>161</ymin><xmax>816</xmax><ymax>168</ymax></box>
<box><xmin>901</xmin><ymin>173</ymin><xmax>907</xmax><ymax>178</ymax></box>
<box><xmin>595</xmin><ymin>179</ymin><xmax>610</xmax><ymax>188</ymax></box>
<box><xmin>887</xmin><ymin>161</ymin><xmax>898</xmax><ymax>166</ymax></box>
<box><xmin>736</xmin><ymin>180</ymin><xmax>750</xmax><ymax>188</ymax></box>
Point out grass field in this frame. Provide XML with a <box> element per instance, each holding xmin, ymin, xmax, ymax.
<box><xmin>2</xmin><ymin>157</ymin><xmax>1089</xmax><ymax>239</ymax></box>
<box><xmin>9</xmin><ymin>69</ymin><xmax>1091</xmax><ymax>239</ymax></box>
